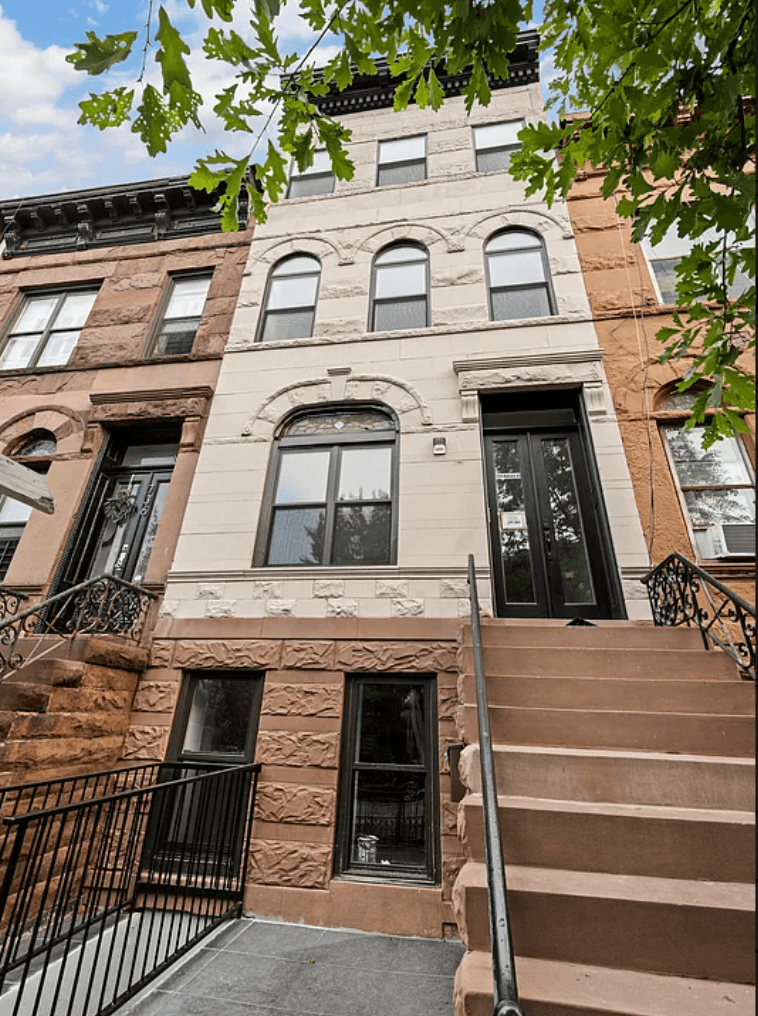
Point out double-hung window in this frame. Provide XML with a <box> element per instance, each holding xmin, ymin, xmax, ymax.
<box><xmin>377</xmin><ymin>136</ymin><xmax>427</xmax><ymax>187</ymax></box>
<box><xmin>286</xmin><ymin>150</ymin><xmax>335</xmax><ymax>198</ymax></box>
<box><xmin>259</xmin><ymin>256</ymin><xmax>321</xmax><ymax>342</ymax></box>
<box><xmin>0</xmin><ymin>431</ymin><xmax>56</xmax><ymax>581</ymax></box>
<box><xmin>0</xmin><ymin>289</ymin><xmax>97</xmax><ymax>371</ymax></box>
<box><xmin>261</xmin><ymin>408</ymin><xmax>397</xmax><ymax>567</ymax></box>
<box><xmin>641</xmin><ymin>222</ymin><xmax>753</xmax><ymax>305</ymax></box>
<box><xmin>151</xmin><ymin>273</ymin><xmax>212</xmax><ymax>356</ymax></box>
<box><xmin>472</xmin><ymin>120</ymin><xmax>524</xmax><ymax>172</ymax></box>
<box><xmin>370</xmin><ymin>245</ymin><xmax>429</xmax><ymax>332</ymax></box>
<box><xmin>485</xmin><ymin>230</ymin><xmax>555</xmax><ymax>321</ymax></box>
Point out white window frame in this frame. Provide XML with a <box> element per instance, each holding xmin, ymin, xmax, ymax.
<box><xmin>257</xmin><ymin>255</ymin><xmax>322</xmax><ymax>343</ymax></box>
<box><xmin>286</xmin><ymin>150</ymin><xmax>335</xmax><ymax>199</ymax></box>
<box><xmin>376</xmin><ymin>135</ymin><xmax>427</xmax><ymax>187</ymax></box>
<box><xmin>472</xmin><ymin>119</ymin><xmax>524</xmax><ymax>173</ymax></box>
<box><xmin>0</xmin><ymin>288</ymin><xmax>98</xmax><ymax>371</ymax></box>
<box><xmin>149</xmin><ymin>272</ymin><xmax>213</xmax><ymax>357</ymax></box>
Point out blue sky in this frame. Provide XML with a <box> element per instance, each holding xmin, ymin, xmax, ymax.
<box><xmin>0</xmin><ymin>0</ymin><xmax>549</xmax><ymax>200</ymax></box>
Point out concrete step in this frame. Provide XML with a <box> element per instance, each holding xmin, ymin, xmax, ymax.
<box><xmin>463</xmin><ymin>622</ymin><xmax>705</xmax><ymax>651</ymax></box>
<box><xmin>454</xmin><ymin>950</ymin><xmax>756</xmax><ymax>1016</ymax></box>
<box><xmin>453</xmin><ymin>862</ymin><xmax>754</xmax><ymax>983</ymax></box>
<box><xmin>459</xmin><ymin>646</ymin><xmax>741</xmax><ymax>680</ymax></box>
<box><xmin>459</xmin><ymin>795</ymin><xmax>755</xmax><ymax>882</ymax></box>
<box><xmin>458</xmin><ymin>745</ymin><xmax>756</xmax><ymax>811</ymax></box>
<box><xmin>458</xmin><ymin>673</ymin><xmax>755</xmax><ymax>714</ymax></box>
<box><xmin>459</xmin><ymin>704</ymin><xmax>755</xmax><ymax>756</ymax></box>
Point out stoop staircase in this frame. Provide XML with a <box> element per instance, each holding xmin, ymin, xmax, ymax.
<box><xmin>452</xmin><ymin>620</ymin><xmax>756</xmax><ymax>1016</ymax></box>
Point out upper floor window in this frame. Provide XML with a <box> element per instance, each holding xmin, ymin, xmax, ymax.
<box><xmin>0</xmin><ymin>430</ymin><xmax>56</xmax><ymax>581</ymax></box>
<box><xmin>370</xmin><ymin>245</ymin><xmax>429</xmax><ymax>332</ymax></box>
<box><xmin>259</xmin><ymin>408</ymin><xmax>397</xmax><ymax>567</ymax></box>
<box><xmin>0</xmin><ymin>289</ymin><xmax>98</xmax><ymax>371</ymax></box>
<box><xmin>287</xmin><ymin>150</ymin><xmax>335</xmax><ymax>198</ymax></box>
<box><xmin>641</xmin><ymin>222</ymin><xmax>752</xmax><ymax>305</ymax></box>
<box><xmin>258</xmin><ymin>255</ymin><xmax>321</xmax><ymax>342</ymax></box>
<box><xmin>659</xmin><ymin>390</ymin><xmax>755</xmax><ymax>559</ymax></box>
<box><xmin>485</xmin><ymin>230</ymin><xmax>555</xmax><ymax>321</ymax></box>
<box><xmin>151</xmin><ymin>273</ymin><xmax>212</xmax><ymax>356</ymax></box>
<box><xmin>472</xmin><ymin>120</ymin><xmax>524</xmax><ymax>172</ymax></box>
<box><xmin>377</xmin><ymin>136</ymin><xmax>427</xmax><ymax>187</ymax></box>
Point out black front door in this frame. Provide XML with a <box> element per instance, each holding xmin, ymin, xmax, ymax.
<box><xmin>483</xmin><ymin>392</ymin><xmax>622</xmax><ymax>619</ymax></box>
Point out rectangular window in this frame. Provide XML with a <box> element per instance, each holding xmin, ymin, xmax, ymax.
<box><xmin>0</xmin><ymin>497</ymin><xmax>31</xmax><ymax>581</ymax></box>
<box><xmin>641</xmin><ymin>221</ymin><xmax>752</xmax><ymax>305</ymax></box>
<box><xmin>335</xmin><ymin>676</ymin><xmax>438</xmax><ymax>883</ymax></box>
<box><xmin>472</xmin><ymin>119</ymin><xmax>524</xmax><ymax>172</ymax></box>
<box><xmin>151</xmin><ymin>273</ymin><xmax>212</xmax><ymax>356</ymax></box>
<box><xmin>286</xmin><ymin>150</ymin><xmax>335</xmax><ymax>199</ymax></box>
<box><xmin>0</xmin><ymin>289</ymin><xmax>98</xmax><ymax>371</ymax></box>
<box><xmin>377</xmin><ymin>136</ymin><xmax>427</xmax><ymax>187</ymax></box>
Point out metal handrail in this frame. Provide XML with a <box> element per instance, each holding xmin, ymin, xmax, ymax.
<box><xmin>467</xmin><ymin>555</ymin><xmax>524</xmax><ymax>1016</ymax></box>
<box><xmin>641</xmin><ymin>553</ymin><xmax>755</xmax><ymax>679</ymax></box>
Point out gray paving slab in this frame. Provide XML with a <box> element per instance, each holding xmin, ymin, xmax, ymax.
<box><xmin>120</xmin><ymin>918</ymin><xmax>465</xmax><ymax>1016</ymax></box>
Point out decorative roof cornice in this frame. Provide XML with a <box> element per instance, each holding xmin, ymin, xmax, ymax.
<box><xmin>284</xmin><ymin>30</ymin><xmax>540</xmax><ymax>116</ymax></box>
<box><xmin>0</xmin><ymin>175</ymin><xmax>250</xmax><ymax>259</ymax></box>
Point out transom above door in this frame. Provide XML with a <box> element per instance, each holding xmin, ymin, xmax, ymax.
<box><xmin>482</xmin><ymin>391</ymin><xmax>623</xmax><ymax>619</ymax></box>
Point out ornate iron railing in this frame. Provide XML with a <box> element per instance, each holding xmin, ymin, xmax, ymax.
<box><xmin>0</xmin><ymin>586</ymin><xmax>28</xmax><ymax>624</ymax></box>
<box><xmin>467</xmin><ymin>555</ymin><xmax>524</xmax><ymax>1016</ymax></box>
<box><xmin>0</xmin><ymin>575</ymin><xmax>156</xmax><ymax>682</ymax></box>
<box><xmin>0</xmin><ymin>760</ymin><xmax>260</xmax><ymax>1016</ymax></box>
<box><xmin>642</xmin><ymin>553</ymin><xmax>755</xmax><ymax>680</ymax></box>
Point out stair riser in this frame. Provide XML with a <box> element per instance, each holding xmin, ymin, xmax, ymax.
<box><xmin>460</xmin><ymin>706</ymin><xmax>755</xmax><ymax>756</ymax></box>
<box><xmin>458</xmin><ymin>884</ymin><xmax>754</xmax><ymax>983</ymax></box>
<box><xmin>460</xmin><ymin>748</ymin><xmax>756</xmax><ymax>811</ymax></box>
<box><xmin>460</xmin><ymin>803</ymin><xmax>755</xmax><ymax>882</ymax></box>
<box><xmin>460</xmin><ymin>647</ymin><xmax>740</xmax><ymax>680</ymax></box>
<box><xmin>463</xmin><ymin>624</ymin><xmax>704</xmax><ymax>650</ymax></box>
<box><xmin>458</xmin><ymin>674</ymin><xmax>755</xmax><ymax>713</ymax></box>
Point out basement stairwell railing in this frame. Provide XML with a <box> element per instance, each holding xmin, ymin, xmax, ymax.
<box><xmin>467</xmin><ymin>555</ymin><xmax>524</xmax><ymax>1016</ymax></box>
<box><xmin>642</xmin><ymin>553</ymin><xmax>756</xmax><ymax>680</ymax></box>
<box><xmin>0</xmin><ymin>575</ymin><xmax>156</xmax><ymax>681</ymax></box>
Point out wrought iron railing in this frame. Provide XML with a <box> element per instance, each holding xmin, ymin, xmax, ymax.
<box><xmin>0</xmin><ymin>575</ymin><xmax>156</xmax><ymax>681</ymax></box>
<box><xmin>642</xmin><ymin>553</ymin><xmax>755</xmax><ymax>680</ymax></box>
<box><xmin>0</xmin><ymin>587</ymin><xmax>28</xmax><ymax>624</ymax></box>
<box><xmin>467</xmin><ymin>555</ymin><xmax>524</xmax><ymax>1016</ymax></box>
<box><xmin>0</xmin><ymin>760</ymin><xmax>260</xmax><ymax>1016</ymax></box>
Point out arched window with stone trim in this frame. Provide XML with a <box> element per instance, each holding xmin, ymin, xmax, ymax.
<box><xmin>0</xmin><ymin>430</ymin><xmax>56</xmax><ymax>580</ymax></box>
<box><xmin>256</xmin><ymin>406</ymin><xmax>398</xmax><ymax>567</ymax></box>
<box><xmin>370</xmin><ymin>244</ymin><xmax>430</xmax><ymax>332</ymax></box>
<box><xmin>484</xmin><ymin>229</ymin><xmax>555</xmax><ymax>321</ymax></box>
<box><xmin>258</xmin><ymin>254</ymin><xmax>321</xmax><ymax>342</ymax></box>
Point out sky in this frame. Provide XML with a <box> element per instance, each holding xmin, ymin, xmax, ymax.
<box><xmin>0</xmin><ymin>0</ymin><xmax>549</xmax><ymax>201</ymax></box>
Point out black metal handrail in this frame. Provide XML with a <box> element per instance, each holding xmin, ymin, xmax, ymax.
<box><xmin>0</xmin><ymin>760</ymin><xmax>260</xmax><ymax>1016</ymax></box>
<box><xmin>0</xmin><ymin>587</ymin><xmax>28</xmax><ymax>623</ymax></box>
<box><xmin>0</xmin><ymin>574</ymin><xmax>157</xmax><ymax>681</ymax></box>
<box><xmin>467</xmin><ymin>555</ymin><xmax>524</xmax><ymax>1016</ymax></box>
<box><xmin>642</xmin><ymin>553</ymin><xmax>755</xmax><ymax>680</ymax></box>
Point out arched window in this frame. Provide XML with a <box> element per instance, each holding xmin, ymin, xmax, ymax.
<box><xmin>370</xmin><ymin>244</ymin><xmax>429</xmax><ymax>332</ymax></box>
<box><xmin>0</xmin><ymin>430</ymin><xmax>56</xmax><ymax>581</ymax></box>
<box><xmin>258</xmin><ymin>255</ymin><xmax>321</xmax><ymax>342</ymax></box>
<box><xmin>259</xmin><ymin>408</ymin><xmax>397</xmax><ymax>567</ymax></box>
<box><xmin>658</xmin><ymin>388</ymin><xmax>755</xmax><ymax>559</ymax></box>
<box><xmin>484</xmin><ymin>230</ymin><xmax>555</xmax><ymax>321</ymax></box>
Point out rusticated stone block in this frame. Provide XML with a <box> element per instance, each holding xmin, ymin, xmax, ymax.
<box><xmin>390</xmin><ymin>599</ymin><xmax>424</xmax><ymax>617</ymax></box>
<box><xmin>326</xmin><ymin>598</ymin><xmax>358</xmax><ymax>618</ymax></box>
<box><xmin>441</xmin><ymin>800</ymin><xmax>458</xmax><ymax>835</ymax></box>
<box><xmin>0</xmin><ymin>736</ymin><xmax>125</xmax><ymax>775</ymax></box>
<box><xmin>149</xmin><ymin>641</ymin><xmax>174</xmax><ymax>668</ymax></box>
<box><xmin>255</xmin><ymin>784</ymin><xmax>336</xmax><ymax>826</ymax></box>
<box><xmin>248</xmin><ymin>840</ymin><xmax>332</xmax><ymax>888</ymax></box>
<box><xmin>440</xmin><ymin>578</ymin><xmax>469</xmax><ymax>599</ymax></box>
<box><xmin>204</xmin><ymin>599</ymin><xmax>237</xmax><ymax>618</ymax></box>
<box><xmin>266</xmin><ymin>600</ymin><xmax>296</xmax><ymax>617</ymax></box>
<box><xmin>335</xmin><ymin>641</ymin><xmax>456</xmax><ymax>673</ymax></box>
<box><xmin>376</xmin><ymin>579</ymin><xmax>409</xmax><ymax>598</ymax></box>
<box><xmin>314</xmin><ymin>580</ymin><xmax>344</xmax><ymax>598</ymax></box>
<box><xmin>47</xmin><ymin>688</ymin><xmax>129</xmax><ymax>713</ymax></box>
<box><xmin>9</xmin><ymin>712</ymin><xmax>126</xmax><ymax>741</ymax></box>
<box><xmin>158</xmin><ymin>601</ymin><xmax>179</xmax><ymax>618</ymax></box>
<box><xmin>280</xmin><ymin>641</ymin><xmax>335</xmax><ymax>670</ymax></box>
<box><xmin>442</xmin><ymin>856</ymin><xmax>465</xmax><ymax>903</ymax></box>
<box><xmin>174</xmin><ymin>640</ymin><xmax>281</xmax><ymax>669</ymax></box>
<box><xmin>122</xmin><ymin>725</ymin><xmax>169</xmax><ymax>760</ymax></box>
<box><xmin>438</xmin><ymin>683</ymin><xmax>459</xmax><ymax>721</ymax></box>
<box><xmin>261</xmin><ymin>684</ymin><xmax>341</xmax><ymax>717</ymax></box>
<box><xmin>251</xmin><ymin>580</ymin><xmax>283</xmax><ymax>600</ymax></box>
<box><xmin>80</xmin><ymin>665</ymin><xmax>140</xmax><ymax>693</ymax></box>
<box><xmin>132</xmin><ymin>681</ymin><xmax>177</xmax><ymax>713</ymax></box>
<box><xmin>196</xmin><ymin>583</ymin><xmax>224</xmax><ymax>599</ymax></box>
<box><xmin>257</xmin><ymin>731</ymin><xmax>339</xmax><ymax>768</ymax></box>
<box><xmin>83</xmin><ymin>638</ymin><xmax>149</xmax><ymax>672</ymax></box>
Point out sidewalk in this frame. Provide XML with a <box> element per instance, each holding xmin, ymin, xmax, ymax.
<box><xmin>123</xmin><ymin>918</ymin><xmax>465</xmax><ymax>1016</ymax></box>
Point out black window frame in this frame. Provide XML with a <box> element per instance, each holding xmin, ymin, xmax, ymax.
<box><xmin>286</xmin><ymin>150</ymin><xmax>336</xmax><ymax>199</ymax></box>
<box><xmin>472</xmin><ymin>119</ymin><xmax>524</xmax><ymax>173</ymax></box>
<box><xmin>484</xmin><ymin>228</ymin><xmax>556</xmax><ymax>322</ymax></box>
<box><xmin>376</xmin><ymin>135</ymin><xmax>428</xmax><ymax>188</ymax></box>
<box><xmin>334</xmin><ymin>673</ymin><xmax>440</xmax><ymax>885</ymax></box>
<box><xmin>147</xmin><ymin>270</ymin><xmax>214</xmax><ymax>358</ymax></box>
<box><xmin>257</xmin><ymin>254</ymin><xmax>322</xmax><ymax>343</ymax></box>
<box><xmin>369</xmin><ymin>243</ymin><xmax>430</xmax><ymax>333</ymax></box>
<box><xmin>166</xmin><ymin>670</ymin><xmax>264</xmax><ymax>764</ymax></box>
<box><xmin>0</xmin><ymin>285</ymin><xmax>99</xmax><ymax>372</ymax></box>
<box><xmin>255</xmin><ymin>405</ymin><xmax>399</xmax><ymax>568</ymax></box>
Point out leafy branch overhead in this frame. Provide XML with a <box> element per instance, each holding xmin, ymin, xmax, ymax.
<box><xmin>67</xmin><ymin>0</ymin><xmax>755</xmax><ymax>442</ymax></box>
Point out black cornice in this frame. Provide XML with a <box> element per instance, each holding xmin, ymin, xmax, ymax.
<box><xmin>284</xmin><ymin>30</ymin><xmax>540</xmax><ymax>116</ymax></box>
<box><xmin>0</xmin><ymin>175</ymin><xmax>251</xmax><ymax>259</ymax></box>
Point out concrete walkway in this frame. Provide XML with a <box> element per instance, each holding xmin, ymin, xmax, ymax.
<box><xmin>122</xmin><ymin>919</ymin><xmax>465</xmax><ymax>1016</ymax></box>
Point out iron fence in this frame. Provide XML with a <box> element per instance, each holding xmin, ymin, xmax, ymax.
<box><xmin>0</xmin><ymin>760</ymin><xmax>260</xmax><ymax>1016</ymax></box>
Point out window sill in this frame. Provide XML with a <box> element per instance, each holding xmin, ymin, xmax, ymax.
<box><xmin>333</xmin><ymin>872</ymin><xmax>439</xmax><ymax>888</ymax></box>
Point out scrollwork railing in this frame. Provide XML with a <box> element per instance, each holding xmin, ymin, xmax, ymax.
<box><xmin>0</xmin><ymin>586</ymin><xmax>28</xmax><ymax>623</ymax></box>
<box><xmin>0</xmin><ymin>575</ymin><xmax>156</xmax><ymax>682</ymax></box>
<box><xmin>642</xmin><ymin>553</ymin><xmax>755</xmax><ymax>680</ymax></box>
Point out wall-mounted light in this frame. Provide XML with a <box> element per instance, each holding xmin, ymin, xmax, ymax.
<box><xmin>432</xmin><ymin>437</ymin><xmax>447</xmax><ymax>456</ymax></box>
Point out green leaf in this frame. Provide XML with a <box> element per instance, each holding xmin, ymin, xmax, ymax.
<box><xmin>78</xmin><ymin>87</ymin><xmax>134</xmax><ymax>129</ymax></box>
<box><xmin>427</xmin><ymin>68</ymin><xmax>446</xmax><ymax>112</ymax></box>
<box><xmin>133</xmin><ymin>84</ymin><xmax>173</xmax><ymax>157</ymax></box>
<box><xmin>190</xmin><ymin>150</ymin><xmax>251</xmax><ymax>231</ymax></box>
<box><xmin>66</xmin><ymin>30</ymin><xmax>137</xmax><ymax>75</ymax></box>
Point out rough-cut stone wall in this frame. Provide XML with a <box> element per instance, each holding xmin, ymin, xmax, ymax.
<box><xmin>123</xmin><ymin>618</ymin><xmax>466</xmax><ymax>937</ymax></box>
<box><xmin>566</xmin><ymin>171</ymin><xmax>755</xmax><ymax>602</ymax></box>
